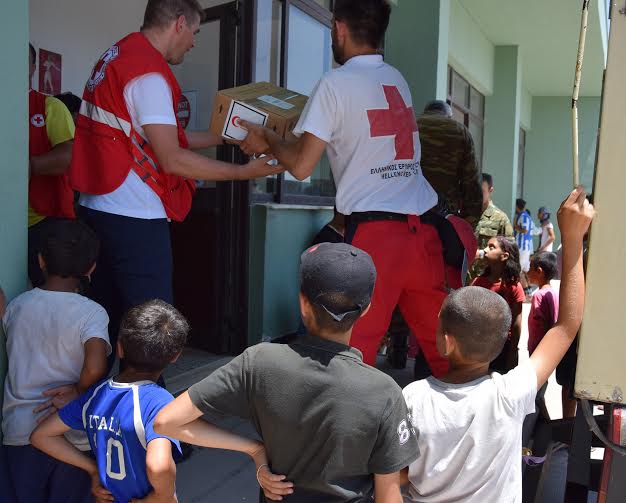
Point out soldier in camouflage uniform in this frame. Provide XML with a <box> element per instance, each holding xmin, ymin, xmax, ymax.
<box><xmin>416</xmin><ymin>100</ymin><xmax>483</xmax><ymax>227</ymax></box>
<box><xmin>471</xmin><ymin>172</ymin><xmax>515</xmax><ymax>279</ymax></box>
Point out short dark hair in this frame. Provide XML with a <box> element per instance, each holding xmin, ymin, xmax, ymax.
<box><xmin>307</xmin><ymin>292</ymin><xmax>363</xmax><ymax>334</ymax></box>
<box><xmin>41</xmin><ymin>220</ymin><xmax>99</xmax><ymax>279</ymax></box>
<box><xmin>119</xmin><ymin>300</ymin><xmax>188</xmax><ymax>372</ymax></box>
<box><xmin>142</xmin><ymin>0</ymin><xmax>205</xmax><ymax>30</ymax></box>
<box><xmin>531</xmin><ymin>252</ymin><xmax>558</xmax><ymax>281</ymax></box>
<box><xmin>516</xmin><ymin>198</ymin><xmax>526</xmax><ymax>210</ymax></box>
<box><xmin>482</xmin><ymin>173</ymin><xmax>493</xmax><ymax>189</ymax></box>
<box><xmin>424</xmin><ymin>100</ymin><xmax>452</xmax><ymax>117</ymax></box>
<box><xmin>440</xmin><ymin>287</ymin><xmax>511</xmax><ymax>361</ymax></box>
<box><xmin>29</xmin><ymin>43</ymin><xmax>36</xmax><ymax>64</ymax></box>
<box><xmin>55</xmin><ymin>92</ymin><xmax>82</xmax><ymax>116</ymax></box>
<box><xmin>333</xmin><ymin>0</ymin><xmax>391</xmax><ymax>49</ymax></box>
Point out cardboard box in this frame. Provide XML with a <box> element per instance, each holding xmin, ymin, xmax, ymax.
<box><xmin>209</xmin><ymin>82</ymin><xmax>308</xmax><ymax>141</ymax></box>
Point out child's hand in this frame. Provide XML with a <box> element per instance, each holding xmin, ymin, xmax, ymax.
<box><xmin>257</xmin><ymin>464</ymin><xmax>295</xmax><ymax>501</ymax></box>
<box><xmin>250</xmin><ymin>444</ymin><xmax>294</xmax><ymax>501</ymax></box>
<box><xmin>33</xmin><ymin>384</ymin><xmax>79</xmax><ymax>423</ymax></box>
<box><xmin>557</xmin><ymin>187</ymin><xmax>594</xmax><ymax>243</ymax></box>
<box><xmin>91</xmin><ymin>472</ymin><xmax>114</xmax><ymax>503</ymax></box>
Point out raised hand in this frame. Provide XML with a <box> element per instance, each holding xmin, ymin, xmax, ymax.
<box><xmin>557</xmin><ymin>186</ymin><xmax>594</xmax><ymax>242</ymax></box>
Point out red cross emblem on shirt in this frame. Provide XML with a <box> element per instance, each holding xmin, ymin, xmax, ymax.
<box><xmin>31</xmin><ymin>114</ymin><xmax>45</xmax><ymax>128</ymax></box>
<box><xmin>367</xmin><ymin>85</ymin><xmax>418</xmax><ymax>160</ymax></box>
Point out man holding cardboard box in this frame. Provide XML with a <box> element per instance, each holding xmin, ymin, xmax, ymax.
<box><xmin>69</xmin><ymin>0</ymin><xmax>282</xmax><ymax>367</ymax></box>
<box><xmin>240</xmin><ymin>0</ymin><xmax>449</xmax><ymax>376</ymax></box>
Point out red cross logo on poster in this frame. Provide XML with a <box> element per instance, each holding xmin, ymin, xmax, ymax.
<box><xmin>367</xmin><ymin>85</ymin><xmax>418</xmax><ymax>160</ymax></box>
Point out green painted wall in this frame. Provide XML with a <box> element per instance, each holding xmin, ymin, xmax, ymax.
<box><xmin>386</xmin><ymin>0</ymin><xmax>449</xmax><ymax>112</ymax></box>
<box><xmin>483</xmin><ymin>46</ymin><xmax>522</xmax><ymax>218</ymax></box>
<box><xmin>448</xmin><ymin>0</ymin><xmax>494</xmax><ymax>96</ymax></box>
<box><xmin>0</xmin><ymin>0</ymin><xmax>28</xmax><ymax>480</ymax></box>
<box><xmin>248</xmin><ymin>205</ymin><xmax>332</xmax><ymax>345</ymax></box>
<box><xmin>523</xmin><ymin>96</ymin><xmax>600</xmax><ymax>246</ymax></box>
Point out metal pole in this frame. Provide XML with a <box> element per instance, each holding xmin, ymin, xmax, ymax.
<box><xmin>572</xmin><ymin>0</ymin><xmax>590</xmax><ymax>187</ymax></box>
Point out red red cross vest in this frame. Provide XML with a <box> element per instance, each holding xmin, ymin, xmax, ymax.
<box><xmin>69</xmin><ymin>32</ymin><xmax>194</xmax><ymax>222</ymax></box>
<box><xmin>29</xmin><ymin>90</ymin><xmax>76</xmax><ymax>219</ymax></box>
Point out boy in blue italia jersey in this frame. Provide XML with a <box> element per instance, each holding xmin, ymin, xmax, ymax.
<box><xmin>32</xmin><ymin>300</ymin><xmax>286</xmax><ymax>502</ymax></box>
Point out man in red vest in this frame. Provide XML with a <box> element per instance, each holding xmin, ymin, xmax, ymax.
<box><xmin>69</xmin><ymin>0</ymin><xmax>280</xmax><ymax>364</ymax></box>
<box><xmin>28</xmin><ymin>43</ymin><xmax>76</xmax><ymax>287</ymax></box>
<box><xmin>240</xmin><ymin>0</ymin><xmax>449</xmax><ymax>376</ymax></box>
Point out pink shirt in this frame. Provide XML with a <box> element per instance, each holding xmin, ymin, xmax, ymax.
<box><xmin>527</xmin><ymin>286</ymin><xmax>559</xmax><ymax>354</ymax></box>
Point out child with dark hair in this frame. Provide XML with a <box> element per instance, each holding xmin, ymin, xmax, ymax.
<box><xmin>402</xmin><ymin>188</ymin><xmax>594</xmax><ymax>502</ymax></box>
<box><xmin>472</xmin><ymin>236</ymin><xmax>525</xmax><ymax>372</ymax></box>
<box><xmin>154</xmin><ymin>243</ymin><xmax>419</xmax><ymax>502</ymax></box>
<box><xmin>527</xmin><ymin>252</ymin><xmax>559</xmax><ymax>356</ymax></box>
<box><xmin>32</xmin><ymin>299</ymin><xmax>272</xmax><ymax>502</ymax></box>
<box><xmin>2</xmin><ymin>219</ymin><xmax>111</xmax><ymax>503</ymax></box>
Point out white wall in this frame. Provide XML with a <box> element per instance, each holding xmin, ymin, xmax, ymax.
<box><xmin>520</xmin><ymin>86</ymin><xmax>532</xmax><ymax>131</ymax></box>
<box><xmin>29</xmin><ymin>0</ymin><xmax>231</xmax><ymax>95</ymax></box>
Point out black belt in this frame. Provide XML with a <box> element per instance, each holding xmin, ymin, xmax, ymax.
<box><xmin>347</xmin><ymin>211</ymin><xmax>409</xmax><ymax>225</ymax></box>
<box><xmin>346</xmin><ymin>210</ymin><xmax>465</xmax><ymax>269</ymax></box>
<box><xmin>345</xmin><ymin>211</ymin><xmax>409</xmax><ymax>243</ymax></box>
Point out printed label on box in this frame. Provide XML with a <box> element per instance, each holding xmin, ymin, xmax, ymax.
<box><xmin>222</xmin><ymin>101</ymin><xmax>269</xmax><ymax>140</ymax></box>
<box><xmin>257</xmin><ymin>94</ymin><xmax>296</xmax><ymax>110</ymax></box>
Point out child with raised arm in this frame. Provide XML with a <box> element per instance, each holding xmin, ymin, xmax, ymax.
<box><xmin>402</xmin><ymin>188</ymin><xmax>593</xmax><ymax>502</ymax></box>
<box><xmin>32</xmin><ymin>300</ymin><xmax>281</xmax><ymax>503</ymax></box>
<box><xmin>154</xmin><ymin>243</ymin><xmax>419</xmax><ymax>502</ymax></box>
<box><xmin>2</xmin><ymin>219</ymin><xmax>110</xmax><ymax>503</ymax></box>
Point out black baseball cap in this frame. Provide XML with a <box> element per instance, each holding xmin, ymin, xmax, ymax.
<box><xmin>300</xmin><ymin>242</ymin><xmax>377</xmax><ymax>322</ymax></box>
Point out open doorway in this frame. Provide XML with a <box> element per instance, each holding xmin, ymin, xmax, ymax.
<box><xmin>170</xmin><ymin>2</ymin><xmax>252</xmax><ymax>355</ymax></box>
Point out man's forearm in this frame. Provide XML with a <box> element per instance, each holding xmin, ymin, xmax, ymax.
<box><xmin>164</xmin><ymin>148</ymin><xmax>275</xmax><ymax>181</ymax></box>
<box><xmin>30</xmin><ymin>141</ymin><xmax>73</xmax><ymax>176</ymax></box>
<box><xmin>186</xmin><ymin>130</ymin><xmax>224</xmax><ymax>150</ymax></box>
<box><xmin>265</xmin><ymin>131</ymin><xmax>308</xmax><ymax>179</ymax></box>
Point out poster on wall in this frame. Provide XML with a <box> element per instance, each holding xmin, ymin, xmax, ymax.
<box><xmin>181</xmin><ymin>90</ymin><xmax>199</xmax><ymax>131</ymax></box>
<box><xmin>39</xmin><ymin>49</ymin><xmax>62</xmax><ymax>95</ymax></box>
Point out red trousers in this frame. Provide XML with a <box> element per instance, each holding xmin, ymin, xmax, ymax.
<box><xmin>350</xmin><ymin>216</ymin><xmax>449</xmax><ymax>377</ymax></box>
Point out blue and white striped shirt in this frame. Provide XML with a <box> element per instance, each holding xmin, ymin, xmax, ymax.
<box><xmin>516</xmin><ymin>211</ymin><xmax>534</xmax><ymax>252</ymax></box>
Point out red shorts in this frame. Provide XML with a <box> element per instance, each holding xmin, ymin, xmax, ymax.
<box><xmin>349</xmin><ymin>216</ymin><xmax>449</xmax><ymax>377</ymax></box>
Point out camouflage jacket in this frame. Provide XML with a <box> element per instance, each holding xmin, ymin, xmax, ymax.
<box><xmin>416</xmin><ymin>114</ymin><xmax>483</xmax><ymax>227</ymax></box>
<box><xmin>470</xmin><ymin>202</ymin><xmax>515</xmax><ymax>279</ymax></box>
<box><xmin>475</xmin><ymin>202</ymin><xmax>515</xmax><ymax>250</ymax></box>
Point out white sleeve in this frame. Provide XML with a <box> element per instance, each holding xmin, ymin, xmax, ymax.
<box><xmin>123</xmin><ymin>73</ymin><xmax>177</xmax><ymax>127</ymax></box>
<box><xmin>81</xmin><ymin>304</ymin><xmax>112</xmax><ymax>356</ymax></box>
<box><xmin>499</xmin><ymin>360</ymin><xmax>538</xmax><ymax>419</ymax></box>
<box><xmin>292</xmin><ymin>75</ymin><xmax>337</xmax><ymax>143</ymax></box>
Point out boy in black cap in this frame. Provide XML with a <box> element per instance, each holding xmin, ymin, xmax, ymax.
<box><xmin>154</xmin><ymin>243</ymin><xmax>419</xmax><ymax>502</ymax></box>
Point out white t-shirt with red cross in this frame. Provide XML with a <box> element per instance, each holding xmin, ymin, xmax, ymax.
<box><xmin>293</xmin><ymin>54</ymin><xmax>437</xmax><ymax>216</ymax></box>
